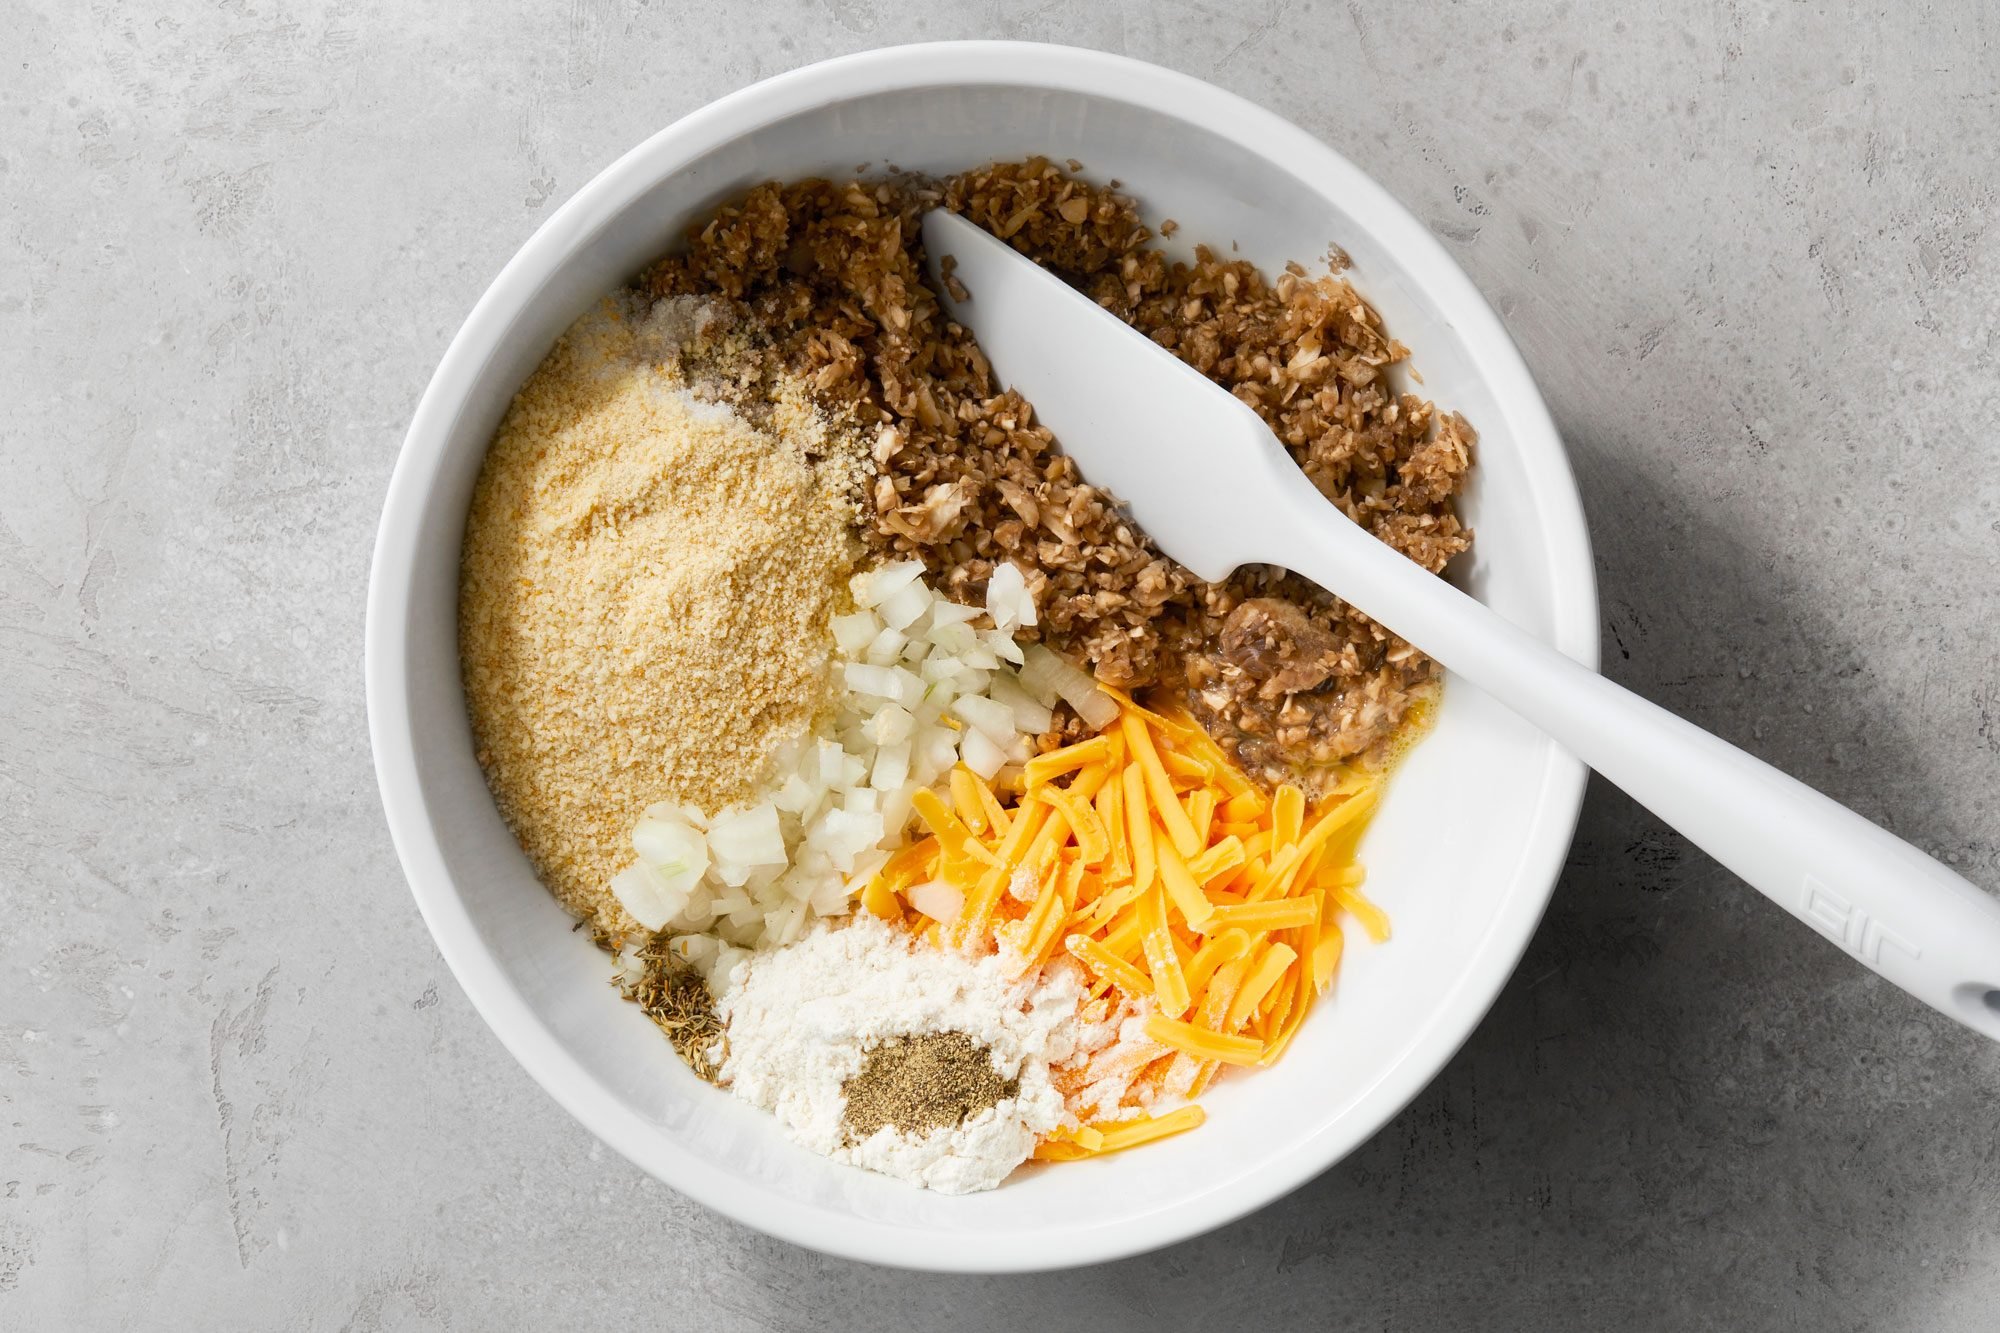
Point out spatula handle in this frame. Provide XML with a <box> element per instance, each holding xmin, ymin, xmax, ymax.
<box><xmin>1267</xmin><ymin>470</ymin><xmax>2000</xmax><ymax>1041</ymax></box>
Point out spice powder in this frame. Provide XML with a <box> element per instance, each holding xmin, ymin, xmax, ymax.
<box><xmin>840</xmin><ymin>1032</ymin><xmax>1019</xmax><ymax>1142</ymax></box>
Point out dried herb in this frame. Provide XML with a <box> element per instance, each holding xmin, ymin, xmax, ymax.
<box><xmin>622</xmin><ymin>934</ymin><xmax>724</xmax><ymax>1082</ymax></box>
<box><xmin>840</xmin><ymin>1032</ymin><xmax>1016</xmax><ymax>1143</ymax></box>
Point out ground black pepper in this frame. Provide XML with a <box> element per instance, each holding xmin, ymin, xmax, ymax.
<box><xmin>840</xmin><ymin>1032</ymin><xmax>1017</xmax><ymax>1141</ymax></box>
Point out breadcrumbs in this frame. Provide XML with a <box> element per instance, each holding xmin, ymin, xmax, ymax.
<box><xmin>459</xmin><ymin>295</ymin><xmax>867</xmax><ymax>932</ymax></box>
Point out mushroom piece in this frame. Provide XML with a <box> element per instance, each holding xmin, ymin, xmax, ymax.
<box><xmin>1217</xmin><ymin>597</ymin><xmax>1341</xmax><ymax>700</ymax></box>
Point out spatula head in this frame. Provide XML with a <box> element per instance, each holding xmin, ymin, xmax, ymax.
<box><xmin>920</xmin><ymin>209</ymin><xmax>1298</xmax><ymax>584</ymax></box>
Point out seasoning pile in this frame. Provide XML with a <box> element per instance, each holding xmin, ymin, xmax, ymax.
<box><xmin>460</xmin><ymin>160</ymin><xmax>1470</xmax><ymax>1193</ymax></box>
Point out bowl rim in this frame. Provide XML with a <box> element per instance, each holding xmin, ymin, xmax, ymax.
<box><xmin>365</xmin><ymin>39</ymin><xmax>1599</xmax><ymax>1272</ymax></box>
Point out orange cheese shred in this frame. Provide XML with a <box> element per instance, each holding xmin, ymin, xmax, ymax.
<box><xmin>1122</xmin><ymin>762</ymin><xmax>1156</xmax><ymax>895</ymax></box>
<box><xmin>1040</xmin><ymin>776</ymin><xmax>1111</xmax><ymax>866</ymax></box>
<box><xmin>1121</xmin><ymin>712</ymin><xmax>1202</xmax><ymax>859</ymax></box>
<box><xmin>1331</xmin><ymin>883</ymin><xmax>1392</xmax><ymax>943</ymax></box>
<box><xmin>973</xmin><ymin>775</ymin><xmax>1011</xmax><ymax>838</ymax></box>
<box><xmin>1310</xmin><ymin>916</ymin><xmax>1346</xmax><ymax>992</ymax></box>
<box><xmin>1205</xmin><ymin>898</ymin><xmax>1317</xmax><ymax>933</ymax></box>
<box><xmin>1183</xmin><ymin>928</ymin><xmax>1252</xmax><ymax>998</ymax></box>
<box><xmin>1226</xmin><ymin>943</ymin><xmax>1298</xmax><ymax>1031</ymax></box>
<box><xmin>1096</xmin><ymin>777</ymin><xmax>1132</xmax><ymax>885</ymax></box>
<box><xmin>912</xmin><ymin>787</ymin><xmax>1000</xmax><ymax>868</ymax></box>
<box><xmin>1154</xmin><ymin>831</ymin><xmax>1214</xmax><ymax>931</ymax></box>
<box><xmin>1272</xmin><ymin>783</ymin><xmax>1305</xmax><ymax>849</ymax></box>
<box><xmin>1024</xmin><ymin>734</ymin><xmax>1111</xmax><ymax>788</ymax></box>
<box><xmin>906</xmin><ymin>689</ymin><xmax>1393</xmax><ymax>1162</ymax></box>
<box><xmin>1219</xmin><ymin>790</ymin><xmax>1267</xmax><ymax>824</ymax></box>
<box><xmin>1185</xmin><ymin>835</ymin><xmax>1245</xmax><ymax>887</ymax></box>
<box><xmin>949</xmin><ymin>766</ymin><xmax>988</xmax><ymax>837</ymax></box>
<box><xmin>1144</xmin><ymin>1013</ymin><xmax>1263</xmax><ymax>1066</ymax></box>
<box><xmin>1184</xmin><ymin>786</ymin><xmax>1216</xmax><ymax>846</ymax></box>
<box><xmin>860</xmin><ymin>875</ymin><xmax>903</xmax><ymax>921</ymax></box>
<box><xmin>1138</xmin><ymin>882</ymin><xmax>1192</xmax><ymax>1018</ymax></box>
<box><xmin>1091</xmin><ymin>1105</ymin><xmax>1206</xmax><ymax>1153</ymax></box>
<box><xmin>1065</xmin><ymin>934</ymin><xmax>1153</xmax><ymax>997</ymax></box>
<box><xmin>1094</xmin><ymin>685</ymin><xmax>1202</xmax><ymax>742</ymax></box>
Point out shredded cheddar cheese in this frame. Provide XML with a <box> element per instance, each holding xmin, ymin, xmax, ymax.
<box><xmin>860</xmin><ymin>697</ymin><xmax>1391</xmax><ymax>1164</ymax></box>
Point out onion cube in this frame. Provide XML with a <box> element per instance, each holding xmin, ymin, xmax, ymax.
<box><xmin>908</xmin><ymin>879</ymin><xmax>964</xmax><ymax>924</ymax></box>
<box><xmin>864</xmin><ymin>625</ymin><xmax>908</xmax><ymax>666</ymax></box>
<box><xmin>610</xmin><ymin>862</ymin><xmax>684</xmax><ymax>931</ymax></box>
<box><xmin>959</xmin><ymin>726</ymin><xmax>1008</xmax><ymax>780</ymax></box>
<box><xmin>852</xmin><ymin>560</ymin><xmax>924</xmax><ymax>609</ymax></box>
<box><xmin>950</xmin><ymin>693</ymin><xmax>1016</xmax><ymax>746</ymax></box>
<box><xmin>877</xmin><ymin>577</ymin><xmax>932</xmax><ymax>631</ymax></box>
<box><xmin>870</xmin><ymin>739</ymin><xmax>911</xmax><ymax>792</ymax></box>
<box><xmin>706</xmin><ymin>803</ymin><xmax>787</xmax><ymax>867</ymax></box>
<box><xmin>831</xmin><ymin>611</ymin><xmax>879</xmax><ymax>658</ymax></box>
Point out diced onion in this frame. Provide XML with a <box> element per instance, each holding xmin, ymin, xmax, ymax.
<box><xmin>831</xmin><ymin>611</ymin><xmax>879</xmax><ymax>658</ymax></box>
<box><xmin>1022</xmin><ymin>644</ymin><xmax>1119</xmax><ymax>731</ymax></box>
<box><xmin>925</xmin><ymin>621</ymin><xmax>979</xmax><ymax>656</ymax></box>
<box><xmin>673</xmin><ymin>895</ymin><xmax>715</xmax><ymax>931</ymax></box>
<box><xmin>772</xmin><ymin>773</ymin><xmax>820</xmax><ymax>815</ymax></box>
<box><xmin>985</xmin><ymin>561</ymin><xmax>1037</xmax><ymax>631</ymax></box>
<box><xmin>849</xmin><ymin>848</ymin><xmax>892</xmax><ymax>886</ymax></box>
<box><xmin>669</xmin><ymin>934</ymin><xmax>716</xmax><ymax>966</ymax></box>
<box><xmin>885</xmin><ymin>666</ymin><xmax>926</xmax><ymax>709</ymax></box>
<box><xmin>1072</xmin><ymin>688</ymin><xmax>1119</xmax><ymax>731</ymax></box>
<box><xmin>705</xmin><ymin>803</ymin><xmax>787</xmax><ymax>867</ymax></box>
<box><xmin>808</xmin><ymin>877</ymin><xmax>854</xmax><ymax>916</ymax></box>
<box><xmin>765</xmin><ymin>899</ymin><xmax>809</xmax><ymax>946</ymax></box>
<box><xmin>866</xmin><ymin>704</ymin><xmax>914</xmax><ymax>746</ymax></box>
<box><xmin>951</xmin><ymin>693</ymin><xmax>1016</xmax><ymax>747</ymax></box>
<box><xmin>880</xmin><ymin>783</ymin><xmax>919</xmax><ymax>840</ymax></box>
<box><xmin>708</xmin><ymin>944</ymin><xmax>751</xmax><ymax>985</ymax></box>
<box><xmin>863</xmin><ymin>626</ymin><xmax>908</xmax><ymax>666</ymax></box>
<box><xmin>843</xmin><ymin>662</ymin><xmax>903</xmax><ymax>699</ymax></box>
<box><xmin>1016</xmin><ymin>644</ymin><xmax>1068</xmax><ymax>706</ymax></box>
<box><xmin>815</xmin><ymin>738</ymin><xmax>845</xmax><ymax>785</ymax></box>
<box><xmin>907</xmin><ymin>879</ymin><xmax>964</xmax><ymax>925</ymax></box>
<box><xmin>878</xmin><ymin>578</ymin><xmax>932</xmax><ymax>631</ymax></box>
<box><xmin>928</xmin><ymin>600</ymin><xmax>982</xmax><ymax>628</ymax></box>
<box><xmin>917</xmin><ymin>727</ymin><xmax>962</xmax><ymax>781</ymax></box>
<box><xmin>852</xmin><ymin>560</ymin><xmax>923</xmax><ymax>609</ymax></box>
<box><xmin>641</xmin><ymin>800</ymin><xmax>707</xmax><ymax>829</ymax></box>
<box><xmin>809</xmin><ymin>807</ymin><xmax>884</xmax><ymax>872</ymax></box>
<box><xmin>631</xmin><ymin>818</ymin><xmax>709</xmax><ymax>893</ymax></box>
<box><xmin>919</xmin><ymin>654</ymin><xmax>965</xmax><ymax>685</ymax></box>
<box><xmin>958</xmin><ymin>726</ymin><xmax>1008</xmax><ymax>780</ymax></box>
<box><xmin>986</xmin><ymin>630</ymin><xmax>1025</xmax><ymax>666</ymax></box>
<box><xmin>870</xmin><ymin>739</ymin><xmax>911</xmax><ymax>792</ymax></box>
<box><xmin>987</xmin><ymin>672</ymin><xmax>1054</xmax><ymax>734</ymax></box>
<box><xmin>610</xmin><ymin>862</ymin><xmax>684</xmax><ymax>931</ymax></box>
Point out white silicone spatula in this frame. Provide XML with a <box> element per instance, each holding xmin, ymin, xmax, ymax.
<box><xmin>921</xmin><ymin>208</ymin><xmax>2000</xmax><ymax>1042</ymax></box>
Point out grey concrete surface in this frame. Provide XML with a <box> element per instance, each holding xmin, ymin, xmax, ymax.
<box><xmin>4</xmin><ymin>1</ymin><xmax>1997</xmax><ymax>1328</ymax></box>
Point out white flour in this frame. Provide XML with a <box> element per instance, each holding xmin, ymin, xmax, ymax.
<box><xmin>714</xmin><ymin>914</ymin><xmax>1082</xmax><ymax>1194</ymax></box>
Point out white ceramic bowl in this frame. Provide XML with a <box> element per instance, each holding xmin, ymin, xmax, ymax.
<box><xmin>366</xmin><ymin>41</ymin><xmax>1597</xmax><ymax>1271</ymax></box>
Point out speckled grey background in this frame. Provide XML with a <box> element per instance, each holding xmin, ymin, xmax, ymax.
<box><xmin>4</xmin><ymin>2</ymin><xmax>1997</xmax><ymax>1328</ymax></box>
